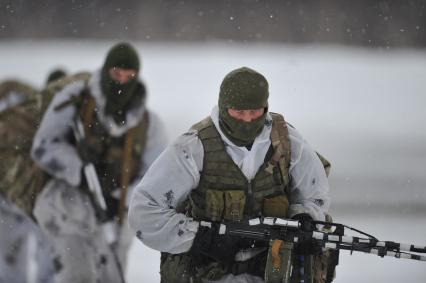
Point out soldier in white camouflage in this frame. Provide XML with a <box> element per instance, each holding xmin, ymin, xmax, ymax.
<box><xmin>31</xmin><ymin>43</ymin><xmax>168</xmax><ymax>283</ymax></box>
<box><xmin>129</xmin><ymin>67</ymin><xmax>333</xmax><ymax>283</ymax></box>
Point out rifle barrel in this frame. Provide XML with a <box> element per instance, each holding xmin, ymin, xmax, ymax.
<box><xmin>324</xmin><ymin>242</ymin><xmax>426</xmax><ymax>262</ymax></box>
<box><xmin>313</xmin><ymin>231</ymin><xmax>426</xmax><ymax>254</ymax></box>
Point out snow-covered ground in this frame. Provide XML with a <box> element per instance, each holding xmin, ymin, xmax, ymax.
<box><xmin>1</xmin><ymin>40</ymin><xmax>425</xmax><ymax>282</ymax></box>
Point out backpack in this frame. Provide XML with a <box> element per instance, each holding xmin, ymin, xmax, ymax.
<box><xmin>0</xmin><ymin>73</ymin><xmax>91</xmax><ymax>216</ymax></box>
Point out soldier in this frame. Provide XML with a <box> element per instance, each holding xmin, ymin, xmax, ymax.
<box><xmin>31</xmin><ymin>42</ymin><xmax>168</xmax><ymax>283</ymax></box>
<box><xmin>129</xmin><ymin>67</ymin><xmax>332</xmax><ymax>282</ymax></box>
<box><xmin>0</xmin><ymin>70</ymin><xmax>66</xmax><ymax>283</ymax></box>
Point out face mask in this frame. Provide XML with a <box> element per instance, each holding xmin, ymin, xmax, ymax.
<box><xmin>100</xmin><ymin>68</ymin><xmax>138</xmax><ymax>118</ymax></box>
<box><xmin>219</xmin><ymin>108</ymin><xmax>267</xmax><ymax>147</ymax></box>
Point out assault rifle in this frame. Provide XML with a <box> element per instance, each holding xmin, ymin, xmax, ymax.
<box><xmin>200</xmin><ymin>217</ymin><xmax>426</xmax><ymax>283</ymax></box>
<box><xmin>204</xmin><ymin>217</ymin><xmax>426</xmax><ymax>261</ymax></box>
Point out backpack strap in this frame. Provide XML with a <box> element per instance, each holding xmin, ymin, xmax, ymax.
<box><xmin>269</xmin><ymin>113</ymin><xmax>332</xmax><ymax>179</ymax></box>
<box><xmin>268</xmin><ymin>112</ymin><xmax>292</xmax><ymax>188</ymax></box>
<box><xmin>79</xmin><ymin>91</ymin><xmax>96</xmax><ymax>134</ymax></box>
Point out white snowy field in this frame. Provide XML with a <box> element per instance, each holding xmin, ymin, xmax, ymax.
<box><xmin>1</xmin><ymin>40</ymin><xmax>426</xmax><ymax>282</ymax></box>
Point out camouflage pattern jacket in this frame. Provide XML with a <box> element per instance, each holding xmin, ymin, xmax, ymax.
<box><xmin>0</xmin><ymin>80</ymin><xmax>44</xmax><ymax>215</ymax></box>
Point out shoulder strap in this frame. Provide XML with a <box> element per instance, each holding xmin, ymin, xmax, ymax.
<box><xmin>270</xmin><ymin>113</ymin><xmax>332</xmax><ymax>177</ymax></box>
<box><xmin>191</xmin><ymin>116</ymin><xmax>213</xmax><ymax>132</ymax></box>
<box><xmin>269</xmin><ymin>113</ymin><xmax>292</xmax><ymax>187</ymax></box>
<box><xmin>52</xmin><ymin>75</ymin><xmax>92</xmax><ymax>112</ymax></box>
<box><xmin>79</xmin><ymin>91</ymin><xmax>96</xmax><ymax>134</ymax></box>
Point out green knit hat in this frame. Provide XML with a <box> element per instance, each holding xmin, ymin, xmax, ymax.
<box><xmin>218</xmin><ymin>67</ymin><xmax>269</xmax><ymax>110</ymax></box>
<box><xmin>102</xmin><ymin>42</ymin><xmax>140</xmax><ymax>71</ymax></box>
<box><xmin>218</xmin><ymin>67</ymin><xmax>269</xmax><ymax>147</ymax></box>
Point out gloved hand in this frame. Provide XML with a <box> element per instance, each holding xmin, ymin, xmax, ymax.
<box><xmin>189</xmin><ymin>223</ymin><xmax>240</xmax><ymax>267</ymax></box>
<box><xmin>292</xmin><ymin>213</ymin><xmax>321</xmax><ymax>255</ymax></box>
<box><xmin>292</xmin><ymin>213</ymin><xmax>315</xmax><ymax>232</ymax></box>
<box><xmin>77</xmin><ymin>139</ymin><xmax>101</xmax><ymax>165</ymax></box>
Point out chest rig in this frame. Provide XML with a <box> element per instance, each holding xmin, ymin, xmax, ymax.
<box><xmin>189</xmin><ymin>113</ymin><xmax>291</xmax><ymax>222</ymax></box>
<box><xmin>76</xmin><ymin>89</ymin><xmax>149</xmax><ymax>199</ymax></box>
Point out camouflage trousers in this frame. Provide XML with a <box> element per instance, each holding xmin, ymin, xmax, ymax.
<box><xmin>33</xmin><ymin>180</ymin><xmax>133</xmax><ymax>283</ymax></box>
<box><xmin>0</xmin><ymin>195</ymin><xmax>55</xmax><ymax>283</ymax></box>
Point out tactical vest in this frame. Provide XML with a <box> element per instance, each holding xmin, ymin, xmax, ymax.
<box><xmin>189</xmin><ymin>114</ymin><xmax>291</xmax><ymax>222</ymax></box>
<box><xmin>75</xmin><ymin>90</ymin><xmax>149</xmax><ymax>218</ymax></box>
<box><xmin>161</xmin><ymin>113</ymin><xmax>293</xmax><ymax>283</ymax></box>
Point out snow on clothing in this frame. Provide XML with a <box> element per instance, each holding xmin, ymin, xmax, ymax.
<box><xmin>0</xmin><ymin>195</ymin><xmax>55</xmax><ymax>283</ymax></box>
<box><xmin>129</xmin><ymin>106</ymin><xmax>331</xmax><ymax>282</ymax></box>
<box><xmin>31</xmin><ymin>70</ymin><xmax>168</xmax><ymax>283</ymax></box>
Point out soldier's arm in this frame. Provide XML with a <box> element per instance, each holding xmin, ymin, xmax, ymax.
<box><xmin>287</xmin><ymin>125</ymin><xmax>331</xmax><ymax>221</ymax></box>
<box><xmin>128</xmin><ymin>130</ymin><xmax>203</xmax><ymax>254</ymax></box>
<box><xmin>31</xmin><ymin>81</ymin><xmax>85</xmax><ymax>187</ymax></box>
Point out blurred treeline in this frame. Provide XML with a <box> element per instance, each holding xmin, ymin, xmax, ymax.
<box><xmin>0</xmin><ymin>0</ymin><xmax>425</xmax><ymax>47</ymax></box>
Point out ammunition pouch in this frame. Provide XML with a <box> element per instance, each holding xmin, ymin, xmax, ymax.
<box><xmin>263</xmin><ymin>194</ymin><xmax>289</xmax><ymax>218</ymax></box>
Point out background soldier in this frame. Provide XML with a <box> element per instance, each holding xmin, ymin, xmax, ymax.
<box><xmin>0</xmin><ymin>69</ymin><xmax>66</xmax><ymax>283</ymax></box>
<box><xmin>129</xmin><ymin>67</ymin><xmax>331</xmax><ymax>282</ymax></box>
<box><xmin>31</xmin><ymin>42</ymin><xmax>168</xmax><ymax>283</ymax></box>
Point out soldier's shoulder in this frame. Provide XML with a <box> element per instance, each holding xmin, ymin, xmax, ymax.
<box><xmin>190</xmin><ymin>116</ymin><xmax>213</xmax><ymax>131</ymax></box>
<box><xmin>41</xmin><ymin>72</ymin><xmax>91</xmax><ymax>112</ymax></box>
<box><xmin>44</xmin><ymin>71</ymin><xmax>91</xmax><ymax>95</ymax></box>
<box><xmin>171</xmin><ymin>129</ymin><xmax>202</xmax><ymax>157</ymax></box>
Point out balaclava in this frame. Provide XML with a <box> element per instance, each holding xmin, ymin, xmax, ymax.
<box><xmin>100</xmin><ymin>42</ymin><xmax>140</xmax><ymax>121</ymax></box>
<box><xmin>218</xmin><ymin>67</ymin><xmax>269</xmax><ymax>147</ymax></box>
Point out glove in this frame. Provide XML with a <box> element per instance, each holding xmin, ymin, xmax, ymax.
<box><xmin>292</xmin><ymin>213</ymin><xmax>315</xmax><ymax>232</ymax></box>
<box><xmin>189</xmin><ymin>223</ymin><xmax>240</xmax><ymax>267</ymax></box>
<box><xmin>292</xmin><ymin>213</ymin><xmax>321</xmax><ymax>255</ymax></box>
<box><xmin>77</xmin><ymin>139</ymin><xmax>101</xmax><ymax>165</ymax></box>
